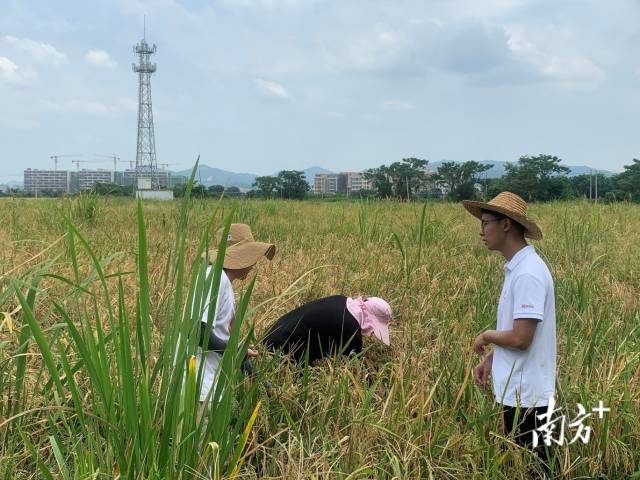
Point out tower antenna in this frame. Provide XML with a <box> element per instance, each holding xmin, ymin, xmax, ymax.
<box><xmin>132</xmin><ymin>21</ymin><xmax>158</xmax><ymax>190</ymax></box>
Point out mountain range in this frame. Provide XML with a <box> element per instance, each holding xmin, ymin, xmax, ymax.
<box><xmin>0</xmin><ymin>162</ymin><xmax>615</xmax><ymax>189</ymax></box>
<box><xmin>173</xmin><ymin>165</ymin><xmax>332</xmax><ymax>189</ymax></box>
<box><xmin>428</xmin><ymin>160</ymin><xmax>613</xmax><ymax>179</ymax></box>
<box><xmin>174</xmin><ymin>161</ymin><xmax>614</xmax><ymax>188</ymax></box>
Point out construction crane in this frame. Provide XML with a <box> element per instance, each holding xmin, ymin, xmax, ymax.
<box><xmin>50</xmin><ymin>154</ymin><xmax>82</xmax><ymax>171</ymax></box>
<box><xmin>94</xmin><ymin>154</ymin><xmax>121</xmax><ymax>172</ymax></box>
<box><xmin>119</xmin><ymin>159</ymin><xmax>135</xmax><ymax>169</ymax></box>
<box><xmin>100</xmin><ymin>158</ymin><xmax>135</xmax><ymax>170</ymax></box>
<box><xmin>158</xmin><ymin>163</ymin><xmax>177</xmax><ymax>171</ymax></box>
<box><xmin>72</xmin><ymin>159</ymin><xmax>104</xmax><ymax>171</ymax></box>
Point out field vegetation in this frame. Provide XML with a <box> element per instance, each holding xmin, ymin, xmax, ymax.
<box><xmin>0</xmin><ymin>188</ymin><xmax>638</xmax><ymax>478</ymax></box>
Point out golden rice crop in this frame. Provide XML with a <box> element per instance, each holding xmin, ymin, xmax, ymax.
<box><xmin>0</xmin><ymin>192</ymin><xmax>638</xmax><ymax>479</ymax></box>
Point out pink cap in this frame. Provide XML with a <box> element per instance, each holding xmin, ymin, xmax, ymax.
<box><xmin>346</xmin><ymin>296</ymin><xmax>391</xmax><ymax>345</ymax></box>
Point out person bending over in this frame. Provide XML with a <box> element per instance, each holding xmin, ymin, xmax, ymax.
<box><xmin>263</xmin><ymin>295</ymin><xmax>391</xmax><ymax>364</ymax></box>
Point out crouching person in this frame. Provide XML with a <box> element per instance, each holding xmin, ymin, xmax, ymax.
<box><xmin>263</xmin><ymin>295</ymin><xmax>391</xmax><ymax>364</ymax></box>
<box><xmin>196</xmin><ymin>223</ymin><xmax>275</xmax><ymax>405</ymax></box>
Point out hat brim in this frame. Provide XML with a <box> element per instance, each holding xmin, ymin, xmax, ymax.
<box><xmin>373</xmin><ymin>323</ymin><xmax>390</xmax><ymax>346</ymax></box>
<box><xmin>462</xmin><ymin>200</ymin><xmax>543</xmax><ymax>240</ymax></box>
<box><xmin>203</xmin><ymin>242</ymin><xmax>276</xmax><ymax>269</ymax></box>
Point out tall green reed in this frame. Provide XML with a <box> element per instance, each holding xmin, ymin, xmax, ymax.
<box><xmin>3</xmin><ymin>162</ymin><xmax>262</xmax><ymax>478</ymax></box>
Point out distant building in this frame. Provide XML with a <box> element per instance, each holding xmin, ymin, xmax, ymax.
<box><xmin>23</xmin><ymin>168</ymin><xmax>169</xmax><ymax>194</ymax></box>
<box><xmin>314</xmin><ymin>173</ymin><xmax>337</xmax><ymax>194</ymax></box>
<box><xmin>314</xmin><ymin>172</ymin><xmax>371</xmax><ymax>195</ymax></box>
<box><xmin>345</xmin><ymin>172</ymin><xmax>371</xmax><ymax>193</ymax></box>
<box><xmin>74</xmin><ymin>169</ymin><xmax>116</xmax><ymax>192</ymax></box>
<box><xmin>24</xmin><ymin>169</ymin><xmax>72</xmax><ymax>194</ymax></box>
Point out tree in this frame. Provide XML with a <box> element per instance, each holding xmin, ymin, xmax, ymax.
<box><xmin>277</xmin><ymin>170</ymin><xmax>309</xmax><ymax>199</ymax></box>
<box><xmin>364</xmin><ymin>165</ymin><xmax>393</xmax><ymax>198</ymax></box>
<box><xmin>173</xmin><ymin>183</ymin><xmax>188</xmax><ymax>198</ymax></box>
<box><xmin>545</xmin><ymin>176</ymin><xmax>574</xmax><ymax>200</ymax></box>
<box><xmin>207</xmin><ymin>184</ymin><xmax>225</xmax><ymax>196</ymax></box>
<box><xmin>502</xmin><ymin>154</ymin><xmax>570</xmax><ymax>201</ymax></box>
<box><xmin>191</xmin><ymin>184</ymin><xmax>208</xmax><ymax>198</ymax></box>
<box><xmin>613</xmin><ymin>158</ymin><xmax>640</xmax><ymax>202</ymax></box>
<box><xmin>365</xmin><ymin>158</ymin><xmax>430</xmax><ymax>200</ymax></box>
<box><xmin>569</xmin><ymin>174</ymin><xmax>593</xmax><ymax>199</ymax></box>
<box><xmin>91</xmin><ymin>183</ymin><xmax>133</xmax><ymax>196</ymax></box>
<box><xmin>569</xmin><ymin>174</ymin><xmax>614</xmax><ymax>200</ymax></box>
<box><xmin>435</xmin><ymin>161</ymin><xmax>493</xmax><ymax>201</ymax></box>
<box><xmin>388</xmin><ymin>158</ymin><xmax>429</xmax><ymax>200</ymax></box>
<box><xmin>253</xmin><ymin>176</ymin><xmax>281</xmax><ymax>198</ymax></box>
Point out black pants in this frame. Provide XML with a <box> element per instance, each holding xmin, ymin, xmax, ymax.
<box><xmin>502</xmin><ymin>405</ymin><xmax>551</xmax><ymax>463</ymax></box>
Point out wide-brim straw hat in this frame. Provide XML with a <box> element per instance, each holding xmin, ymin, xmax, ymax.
<box><xmin>203</xmin><ymin>223</ymin><xmax>276</xmax><ymax>270</ymax></box>
<box><xmin>462</xmin><ymin>191</ymin><xmax>543</xmax><ymax>240</ymax></box>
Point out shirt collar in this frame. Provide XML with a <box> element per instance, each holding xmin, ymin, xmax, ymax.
<box><xmin>504</xmin><ymin>245</ymin><xmax>534</xmax><ymax>272</ymax></box>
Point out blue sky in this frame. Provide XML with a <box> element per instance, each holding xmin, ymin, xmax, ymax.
<box><xmin>1</xmin><ymin>0</ymin><xmax>639</xmax><ymax>183</ymax></box>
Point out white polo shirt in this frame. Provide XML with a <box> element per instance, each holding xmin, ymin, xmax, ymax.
<box><xmin>492</xmin><ymin>245</ymin><xmax>556</xmax><ymax>408</ymax></box>
<box><xmin>196</xmin><ymin>268</ymin><xmax>235</xmax><ymax>402</ymax></box>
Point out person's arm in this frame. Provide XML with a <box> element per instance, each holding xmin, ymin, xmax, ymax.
<box><xmin>199</xmin><ymin>322</ymin><xmax>228</xmax><ymax>353</ymax></box>
<box><xmin>473</xmin><ymin>273</ymin><xmax>544</xmax><ymax>354</ymax></box>
<box><xmin>473</xmin><ymin>319</ymin><xmax>537</xmax><ymax>353</ymax></box>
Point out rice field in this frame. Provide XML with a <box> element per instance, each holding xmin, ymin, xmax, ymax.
<box><xmin>0</xmin><ymin>191</ymin><xmax>639</xmax><ymax>479</ymax></box>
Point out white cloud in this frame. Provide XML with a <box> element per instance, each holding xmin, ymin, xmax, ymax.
<box><xmin>2</xmin><ymin>35</ymin><xmax>67</xmax><ymax>67</ymax></box>
<box><xmin>0</xmin><ymin>56</ymin><xmax>24</xmax><ymax>84</ymax></box>
<box><xmin>382</xmin><ymin>100</ymin><xmax>415</xmax><ymax>111</ymax></box>
<box><xmin>321</xmin><ymin>26</ymin><xmax>412</xmax><ymax>74</ymax></box>
<box><xmin>85</xmin><ymin>49</ymin><xmax>117</xmax><ymax>68</ymax></box>
<box><xmin>221</xmin><ymin>0</ymin><xmax>321</xmax><ymax>9</ymax></box>
<box><xmin>378</xmin><ymin>31</ymin><xmax>401</xmax><ymax>46</ymax></box>
<box><xmin>255</xmin><ymin>78</ymin><xmax>290</xmax><ymax>99</ymax></box>
<box><xmin>506</xmin><ymin>26</ymin><xmax>605</xmax><ymax>85</ymax></box>
<box><xmin>539</xmin><ymin>56</ymin><xmax>604</xmax><ymax>84</ymax></box>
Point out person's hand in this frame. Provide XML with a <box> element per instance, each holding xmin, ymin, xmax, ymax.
<box><xmin>246</xmin><ymin>345</ymin><xmax>259</xmax><ymax>358</ymax></box>
<box><xmin>472</xmin><ymin>331</ymin><xmax>489</xmax><ymax>356</ymax></box>
<box><xmin>473</xmin><ymin>359</ymin><xmax>491</xmax><ymax>387</ymax></box>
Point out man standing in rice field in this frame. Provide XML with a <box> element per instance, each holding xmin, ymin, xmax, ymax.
<box><xmin>464</xmin><ymin>192</ymin><xmax>556</xmax><ymax>462</ymax></box>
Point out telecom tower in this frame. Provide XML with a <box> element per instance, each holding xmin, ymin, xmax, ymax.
<box><xmin>132</xmin><ymin>26</ymin><xmax>158</xmax><ymax>190</ymax></box>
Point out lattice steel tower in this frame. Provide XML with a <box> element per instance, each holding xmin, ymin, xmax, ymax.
<box><xmin>132</xmin><ymin>28</ymin><xmax>158</xmax><ymax>189</ymax></box>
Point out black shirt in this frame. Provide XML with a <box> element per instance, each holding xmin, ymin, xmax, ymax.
<box><xmin>263</xmin><ymin>295</ymin><xmax>363</xmax><ymax>363</ymax></box>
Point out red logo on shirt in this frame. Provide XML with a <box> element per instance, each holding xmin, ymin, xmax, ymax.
<box><xmin>521</xmin><ymin>304</ymin><xmax>534</xmax><ymax>309</ymax></box>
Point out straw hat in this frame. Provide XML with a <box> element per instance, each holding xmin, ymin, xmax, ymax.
<box><xmin>203</xmin><ymin>223</ymin><xmax>276</xmax><ymax>270</ymax></box>
<box><xmin>462</xmin><ymin>191</ymin><xmax>543</xmax><ymax>240</ymax></box>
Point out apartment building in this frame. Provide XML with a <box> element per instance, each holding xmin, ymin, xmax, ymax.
<box><xmin>24</xmin><ymin>169</ymin><xmax>73</xmax><ymax>194</ymax></box>
<box><xmin>314</xmin><ymin>172</ymin><xmax>371</xmax><ymax>195</ymax></box>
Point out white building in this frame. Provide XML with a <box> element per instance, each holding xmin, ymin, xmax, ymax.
<box><xmin>345</xmin><ymin>172</ymin><xmax>371</xmax><ymax>193</ymax></box>
<box><xmin>76</xmin><ymin>169</ymin><xmax>116</xmax><ymax>191</ymax></box>
<box><xmin>24</xmin><ymin>169</ymin><xmax>72</xmax><ymax>194</ymax></box>
<box><xmin>314</xmin><ymin>172</ymin><xmax>371</xmax><ymax>195</ymax></box>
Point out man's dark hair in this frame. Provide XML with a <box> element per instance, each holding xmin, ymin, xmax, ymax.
<box><xmin>480</xmin><ymin>209</ymin><xmax>525</xmax><ymax>235</ymax></box>
<box><xmin>481</xmin><ymin>209</ymin><xmax>506</xmax><ymax>220</ymax></box>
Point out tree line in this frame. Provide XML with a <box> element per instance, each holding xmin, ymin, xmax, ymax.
<box><xmin>360</xmin><ymin>155</ymin><xmax>640</xmax><ymax>203</ymax></box>
<box><xmin>4</xmin><ymin>155</ymin><xmax>638</xmax><ymax>202</ymax></box>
